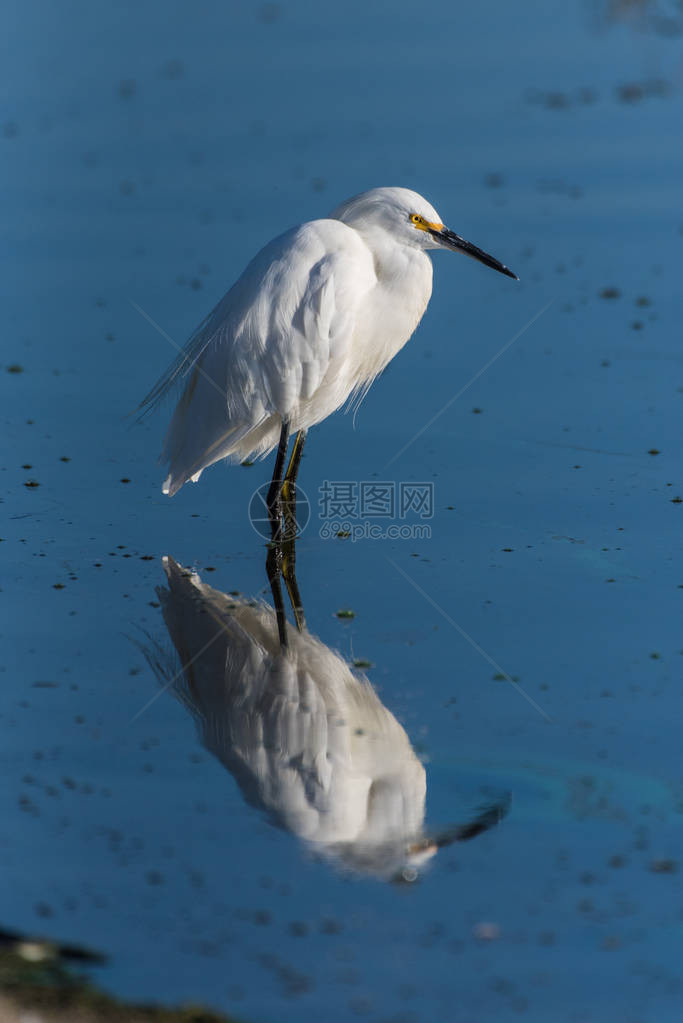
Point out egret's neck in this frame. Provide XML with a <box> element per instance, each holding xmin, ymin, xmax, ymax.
<box><xmin>359</xmin><ymin>227</ymin><xmax>432</xmax><ymax>288</ymax></box>
<box><xmin>363</xmin><ymin>231</ymin><xmax>434</xmax><ymax>338</ymax></box>
<box><xmin>345</xmin><ymin>228</ymin><xmax>434</xmax><ymax>387</ymax></box>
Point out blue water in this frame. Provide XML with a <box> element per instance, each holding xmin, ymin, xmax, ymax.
<box><xmin>3</xmin><ymin>1</ymin><xmax>683</xmax><ymax>1020</ymax></box>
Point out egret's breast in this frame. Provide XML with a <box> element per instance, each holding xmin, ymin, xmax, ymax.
<box><xmin>351</xmin><ymin>247</ymin><xmax>433</xmax><ymax>387</ymax></box>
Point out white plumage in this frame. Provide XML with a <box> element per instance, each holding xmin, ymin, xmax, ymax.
<box><xmin>140</xmin><ymin>557</ymin><xmax>511</xmax><ymax>879</ymax></box>
<box><xmin>139</xmin><ymin>187</ymin><xmax>516</xmax><ymax>496</ymax></box>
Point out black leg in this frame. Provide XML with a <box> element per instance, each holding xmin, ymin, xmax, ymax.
<box><xmin>267</xmin><ymin>419</ymin><xmax>290</xmax><ymax>543</ymax></box>
<box><xmin>282</xmin><ymin>429</ymin><xmax>307</xmax><ymax>494</ymax></box>
<box><xmin>264</xmin><ymin>421</ymin><xmax>308</xmax><ymax>648</ymax></box>
<box><xmin>281</xmin><ymin>428</ymin><xmax>307</xmax><ymax>544</ymax></box>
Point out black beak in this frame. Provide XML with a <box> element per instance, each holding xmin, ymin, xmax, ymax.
<box><xmin>429</xmin><ymin>226</ymin><xmax>518</xmax><ymax>280</ymax></box>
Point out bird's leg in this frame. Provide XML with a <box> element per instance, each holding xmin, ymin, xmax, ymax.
<box><xmin>280</xmin><ymin>429</ymin><xmax>307</xmax><ymax>629</ymax></box>
<box><xmin>267</xmin><ymin>419</ymin><xmax>290</xmax><ymax>543</ymax></box>
<box><xmin>282</xmin><ymin>429</ymin><xmax>307</xmax><ymax>498</ymax></box>
<box><xmin>281</xmin><ymin>428</ymin><xmax>307</xmax><ymax>543</ymax></box>
<box><xmin>266</xmin><ymin>541</ymin><xmax>288</xmax><ymax>650</ymax></box>
<box><xmin>264</xmin><ymin>422</ymin><xmax>307</xmax><ymax>644</ymax></box>
<box><xmin>281</xmin><ymin>532</ymin><xmax>306</xmax><ymax>633</ymax></box>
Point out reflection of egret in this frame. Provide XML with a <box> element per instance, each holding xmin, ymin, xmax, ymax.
<box><xmin>138</xmin><ymin>187</ymin><xmax>516</xmax><ymax>517</ymax></box>
<box><xmin>143</xmin><ymin>557</ymin><xmax>509</xmax><ymax>881</ymax></box>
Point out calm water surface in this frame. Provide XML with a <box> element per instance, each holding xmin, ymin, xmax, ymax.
<box><xmin>3</xmin><ymin>2</ymin><xmax>683</xmax><ymax>1020</ymax></box>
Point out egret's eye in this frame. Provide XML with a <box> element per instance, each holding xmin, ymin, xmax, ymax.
<box><xmin>410</xmin><ymin>214</ymin><xmax>422</xmax><ymax>225</ymax></box>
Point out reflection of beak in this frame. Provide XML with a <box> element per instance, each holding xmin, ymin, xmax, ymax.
<box><xmin>429</xmin><ymin>225</ymin><xmax>518</xmax><ymax>280</ymax></box>
<box><xmin>428</xmin><ymin>794</ymin><xmax>513</xmax><ymax>850</ymax></box>
<box><xmin>392</xmin><ymin>796</ymin><xmax>511</xmax><ymax>885</ymax></box>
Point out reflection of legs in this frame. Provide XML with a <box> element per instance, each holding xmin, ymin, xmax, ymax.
<box><xmin>265</xmin><ymin>533</ymin><xmax>305</xmax><ymax>646</ymax></box>
<box><xmin>266</xmin><ymin>542</ymin><xmax>288</xmax><ymax>649</ymax></box>
<box><xmin>281</xmin><ymin>430</ymin><xmax>307</xmax><ymax>632</ymax></box>
<box><xmin>267</xmin><ymin>419</ymin><xmax>290</xmax><ymax>542</ymax></box>
<box><xmin>282</xmin><ymin>535</ymin><xmax>305</xmax><ymax>633</ymax></box>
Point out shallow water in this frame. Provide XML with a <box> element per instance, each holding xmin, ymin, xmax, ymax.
<box><xmin>4</xmin><ymin>1</ymin><xmax>683</xmax><ymax>1020</ymax></box>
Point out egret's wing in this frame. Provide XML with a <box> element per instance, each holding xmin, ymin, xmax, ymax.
<box><xmin>138</xmin><ymin>219</ymin><xmax>376</xmax><ymax>493</ymax></box>
<box><xmin>181</xmin><ymin>220</ymin><xmax>376</xmax><ymax>421</ymax></box>
<box><xmin>134</xmin><ymin>302</ymin><xmax>227</xmax><ymax>418</ymax></box>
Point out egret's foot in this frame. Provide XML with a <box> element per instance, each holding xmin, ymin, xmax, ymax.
<box><xmin>266</xmin><ymin>482</ymin><xmax>285</xmax><ymax>544</ymax></box>
<box><xmin>269</xmin><ymin>517</ymin><xmax>286</xmax><ymax>546</ymax></box>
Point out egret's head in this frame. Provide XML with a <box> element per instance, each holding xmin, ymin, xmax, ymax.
<box><xmin>331</xmin><ymin>186</ymin><xmax>518</xmax><ymax>279</ymax></box>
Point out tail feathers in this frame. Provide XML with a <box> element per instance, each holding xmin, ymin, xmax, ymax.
<box><xmin>160</xmin><ymin>416</ymin><xmax>281</xmax><ymax>496</ymax></box>
<box><xmin>163</xmin><ymin>469</ymin><xmax>202</xmax><ymax>497</ymax></box>
<box><xmin>161</xmin><ymin>423</ymin><xmax>241</xmax><ymax>497</ymax></box>
<box><xmin>133</xmin><ymin>296</ymin><xmax>229</xmax><ymax>422</ymax></box>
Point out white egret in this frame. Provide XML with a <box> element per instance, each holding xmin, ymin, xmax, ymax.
<box><xmin>139</xmin><ymin>187</ymin><xmax>517</xmax><ymax>504</ymax></box>
<box><xmin>141</xmin><ymin>556</ymin><xmax>509</xmax><ymax>881</ymax></box>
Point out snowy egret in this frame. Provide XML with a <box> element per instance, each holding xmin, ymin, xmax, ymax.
<box><xmin>140</xmin><ymin>187</ymin><xmax>517</xmax><ymax>503</ymax></box>
<box><xmin>142</xmin><ymin>556</ymin><xmax>509</xmax><ymax>880</ymax></box>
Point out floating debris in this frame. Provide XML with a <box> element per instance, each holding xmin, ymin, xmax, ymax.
<box><xmin>616</xmin><ymin>78</ymin><xmax>672</xmax><ymax>104</ymax></box>
<box><xmin>117</xmin><ymin>78</ymin><xmax>136</xmax><ymax>100</ymax></box>
<box><xmin>484</xmin><ymin>171</ymin><xmax>505</xmax><ymax>189</ymax></box>
<box><xmin>649</xmin><ymin>858</ymin><xmax>678</xmax><ymax>874</ymax></box>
